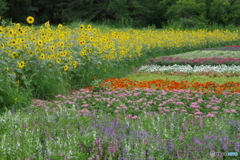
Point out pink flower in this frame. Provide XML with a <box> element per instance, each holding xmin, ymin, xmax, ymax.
<box><xmin>225</xmin><ymin>109</ymin><xmax>231</xmax><ymax>113</ymax></box>
<box><xmin>122</xmin><ymin>106</ymin><xmax>128</xmax><ymax>110</ymax></box>
<box><xmin>176</xmin><ymin>102</ymin><xmax>184</xmax><ymax>105</ymax></box>
<box><xmin>80</xmin><ymin>108</ymin><xmax>89</xmax><ymax>114</ymax></box>
<box><xmin>131</xmin><ymin>116</ymin><xmax>138</xmax><ymax>119</ymax></box>
<box><xmin>231</xmin><ymin>109</ymin><xmax>237</xmax><ymax>113</ymax></box>
<box><xmin>191</xmin><ymin>105</ymin><xmax>201</xmax><ymax>108</ymax></box>
<box><xmin>206</xmin><ymin>105</ymin><xmax>212</xmax><ymax>108</ymax></box>
<box><xmin>195</xmin><ymin>111</ymin><xmax>203</xmax><ymax>115</ymax></box>
<box><xmin>212</xmin><ymin>106</ymin><xmax>220</xmax><ymax>110</ymax></box>
<box><xmin>206</xmin><ymin>113</ymin><xmax>214</xmax><ymax>117</ymax></box>
<box><xmin>64</xmin><ymin>101</ymin><xmax>75</xmax><ymax>104</ymax></box>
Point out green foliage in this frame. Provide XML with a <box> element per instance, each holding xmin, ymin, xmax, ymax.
<box><xmin>0</xmin><ymin>59</ymin><xmax>31</xmax><ymax>113</ymax></box>
<box><xmin>2</xmin><ymin>0</ymin><xmax>240</xmax><ymax>28</ymax></box>
<box><xmin>166</xmin><ymin>0</ymin><xmax>240</xmax><ymax>29</ymax></box>
<box><xmin>0</xmin><ymin>0</ymin><xmax>8</xmax><ymax>16</ymax></box>
<box><xmin>4</xmin><ymin>0</ymin><xmax>36</xmax><ymax>23</ymax></box>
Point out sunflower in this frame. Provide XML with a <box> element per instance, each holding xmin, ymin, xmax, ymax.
<box><xmin>11</xmin><ymin>52</ymin><xmax>18</xmax><ymax>59</ymax></box>
<box><xmin>45</xmin><ymin>21</ymin><xmax>50</xmax><ymax>28</ymax></box>
<box><xmin>79</xmin><ymin>39</ymin><xmax>86</xmax><ymax>46</ymax></box>
<box><xmin>80</xmin><ymin>24</ymin><xmax>85</xmax><ymax>30</ymax></box>
<box><xmin>8</xmin><ymin>29</ymin><xmax>14</xmax><ymax>35</ymax></box>
<box><xmin>87</xmin><ymin>25</ymin><xmax>92</xmax><ymax>30</ymax></box>
<box><xmin>0</xmin><ymin>26</ymin><xmax>3</xmax><ymax>34</ymax></box>
<box><xmin>39</xmin><ymin>53</ymin><xmax>45</xmax><ymax>60</ymax></box>
<box><xmin>60</xmin><ymin>51</ymin><xmax>67</xmax><ymax>57</ymax></box>
<box><xmin>26</xmin><ymin>16</ymin><xmax>34</xmax><ymax>24</ymax></box>
<box><xmin>89</xmin><ymin>36</ymin><xmax>94</xmax><ymax>41</ymax></box>
<box><xmin>72</xmin><ymin>61</ymin><xmax>77</xmax><ymax>68</ymax></box>
<box><xmin>63</xmin><ymin>65</ymin><xmax>69</xmax><ymax>71</ymax></box>
<box><xmin>18</xmin><ymin>61</ymin><xmax>26</xmax><ymax>69</ymax></box>
<box><xmin>38</xmin><ymin>40</ymin><xmax>43</xmax><ymax>46</ymax></box>
<box><xmin>58</xmin><ymin>24</ymin><xmax>63</xmax><ymax>29</ymax></box>
<box><xmin>28</xmin><ymin>50</ymin><xmax>34</xmax><ymax>55</ymax></box>
<box><xmin>56</xmin><ymin>58</ymin><xmax>61</xmax><ymax>63</ymax></box>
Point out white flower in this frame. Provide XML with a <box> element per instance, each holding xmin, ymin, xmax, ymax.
<box><xmin>138</xmin><ymin>64</ymin><xmax>240</xmax><ymax>73</ymax></box>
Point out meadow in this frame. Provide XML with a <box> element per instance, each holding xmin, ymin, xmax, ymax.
<box><xmin>0</xmin><ymin>18</ymin><xmax>240</xmax><ymax>159</ymax></box>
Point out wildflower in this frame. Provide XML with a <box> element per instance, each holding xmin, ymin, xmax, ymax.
<box><xmin>39</xmin><ymin>53</ymin><xmax>45</xmax><ymax>60</ymax></box>
<box><xmin>231</xmin><ymin>109</ymin><xmax>237</xmax><ymax>113</ymax></box>
<box><xmin>0</xmin><ymin>26</ymin><xmax>3</xmax><ymax>34</ymax></box>
<box><xmin>56</xmin><ymin>58</ymin><xmax>61</xmax><ymax>63</ymax></box>
<box><xmin>206</xmin><ymin>113</ymin><xmax>215</xmax><ymax>117</ymax></box>
<box><xmin>45</xmin><ymin>21</ymin><xmax>50</xmax><ymax>28</ymax></box>
<box><xmin>58</xmin><ymin>24</ymin><xmax>63</xmax><ymax>29</ymax></box>
<box><xmin>87</xmin><ymin>24</ymin><xmax>92</xmax><ymax>30</ymax></box>
<box><xmin>80</xmin><ymin>24</ymin><xmax>84</xmax><ymax>30</ymax></box>
<box><xmin>26</xmin><ymin>16</ymin><xmax>34</xmax><ymax>24</ymax></box>
<box><xmin>18</xmin><ymin>61</ymin><xmax>25</xmax><ymax>69</ymax></box>
<box><xmin>63</xmin><ymin>65</ymin><xmax>69</xmax><ymax>71</ymax></box>
<box><xmin>38</xmin><ymin>40</ymin><xmax>43</xmax><ymax>46</ymax></box>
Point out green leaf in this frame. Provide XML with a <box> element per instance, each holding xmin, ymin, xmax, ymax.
<box><xmin>8</xmin><ymin>73</ymin><xmax>16</xmax><ymax>80</ymax></box>
<box><xmin>0</xmin><ymin>60</ymin><xmax>7</xmax><ymax>65</ymax></box>
<box><xmin>0</xmin><ymin>96</ymin><xmax>3</xmax><ymax>102</ymax></box>
<box><xmin>15</xmin><ymin>68</ymin><xmax>24</xmax><ymax>74</ymax></box>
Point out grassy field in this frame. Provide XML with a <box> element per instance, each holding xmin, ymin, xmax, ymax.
<box><xmin>0</xmin><ymin>21</ymin><xmax>240</xmax><ymax>159</ymax></box>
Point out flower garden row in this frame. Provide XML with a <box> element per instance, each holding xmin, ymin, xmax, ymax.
<box><xmin>146</xmin><ymin>57</ymin><xmax>240</xmax><ymax>66</ymax></box>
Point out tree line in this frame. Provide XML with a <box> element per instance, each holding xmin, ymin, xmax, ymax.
<box><xmin>0</xmin><ymin>0</ymin><xmax>240</xmax><ymax>28</ymax></box>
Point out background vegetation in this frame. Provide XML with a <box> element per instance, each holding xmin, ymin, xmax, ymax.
<box><xmin>1</xmin><ymin>0</ymin><xmax>240</xmax><ymax>29</ymax></box>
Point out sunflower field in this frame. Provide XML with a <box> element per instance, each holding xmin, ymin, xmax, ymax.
<box><xmin>0</xmin><ymin>16</ymin><xmax>240</xmax><ymax>110</ymax></box>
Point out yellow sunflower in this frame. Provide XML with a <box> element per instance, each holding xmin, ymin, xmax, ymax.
<box><xmin>58</xmin><ymin>24</ymin><xmax>63</xmax><ymax>29</ymax></box>
<box><xmin>80</xmin><ymin>24</ymin><xmax>85</xmax><ymax>30</ymax></box>
<box><xmin>26</xmin><ymin>16</ymin><xmax>34</xmax><ymax>24</ymax></box>
<box><xmin>0</xmin><ymin>26</ymin><xmax>3</xmax><ymax>34</ymax></box>
<box><xmin>38</xmin><ymin>40</ymin><xmax>43</xmax><ymax>46</ymax></box>
<box><xmin>45</xmin><ymin>21</ymin><xmax>50</xmax><ymax>28</ymax></box>
<box><xmin>56</xmin><ymin>58</ymin><xmax>61</xmax><ymax>63</ymax></box>
<box><xmin>39</xmin><ymin>53</ymin><xmax>45</xmax><ymax>60</ymax></box>
<box><xmin>18</xmin><ymin>61</ymin><xmax>26</xmax><ymax>69</ymax></box>
<box><xmin>87</xmin><ymin>25</ymin><xmax>92</xmax><ymax>30</ymax></box>
<box><xmin>63</xmin><ymin>65</ymin><xmax>69</xmax><ymax>71</ymax></box>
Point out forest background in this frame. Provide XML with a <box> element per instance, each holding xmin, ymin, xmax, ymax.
<box><xmin>0</xmin><ymin>0</ymin><xmax>240</xmax><ymax>29</ymax></box>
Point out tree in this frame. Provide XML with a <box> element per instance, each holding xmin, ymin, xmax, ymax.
<box><xmin>0</xmin><ymin>0</ymin><xmax>8</xmax><ymax>16</ymax></box>
<box><xmin>4</xmin><ymin>0</ymin><xmax>36</xmax><ymax>23</ymax></box>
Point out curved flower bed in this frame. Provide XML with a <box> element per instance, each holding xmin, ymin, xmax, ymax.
<box><xmin>49</xmin><ymin>88</ymin><xmax>240</xmax><ymax>118</ymax></box>
<box><xmin>146</xmin><ymin>57</ymin><xmax>240</xmax><ymax>66</ymax></box>
<box><xmin>87</xmin><ymin>78</ymin><xmax>240</xmax><ymax>94</ymax></box>
<box><xmin>138</xmin><ymin>64</ymin><xmax>240</xmax><ymax>73</ymax></box>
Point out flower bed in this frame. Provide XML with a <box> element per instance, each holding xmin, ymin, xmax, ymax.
<box><xmin>88</xmin><ymin>78</ymin><xmax>240</xmax><ymax>94</ymax></box>
<box><xmin>146</xmin><ymin>57</ymin><xmax>240</xmax><ymax>66</ymax></box>
<box><xmin>138</xmin><ymin>64</ymin><xmax>240</xmax><ymax>73</ymax></box>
